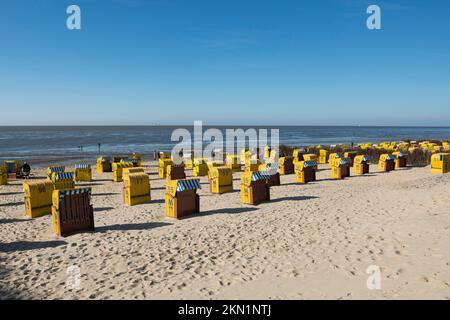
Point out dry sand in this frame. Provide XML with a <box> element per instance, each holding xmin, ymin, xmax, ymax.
<box><xmin>1</xmin><ymin>162</ymin><xmax>449</xmax><ymax>299</ymax></box>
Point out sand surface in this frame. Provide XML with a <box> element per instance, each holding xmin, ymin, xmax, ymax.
<box><xmin>1</xmin><ymin>162</ymin><xmax>449</xmax><ymax>299</ymax></box>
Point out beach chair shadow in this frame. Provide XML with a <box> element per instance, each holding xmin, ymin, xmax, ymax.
<box><xmin>95</xmin><ymin>222</ymin><xmax>171</xmax><ymax>233</ymax></box>
<box><xmin>0</xmin><ymin>240</ymin><xmax>67</xmax><ymax>253</ymax></box>
<box><xmin>94</xmin><ymin>207</ymin><xmax>115</xmax><ymax>212</ymax></box>
<box><xmin>195</xmin><ymin>206</ymin><xmax>259</xmax><ymax>217</ymax></box>
<box><xmin>0</xmin><ymin>218</ymin><xmax>29</xmax><ymax>224</ymax></box>
<box><xmin>0</xmin><ymin>192</ymin><xmax>22</xmax><ymax>196</ymax></box>
<box><xmin>0</xmin><ymin>201</ymin><xmax>24</xmax><ymax>207</ymax></box>
<box><xmin>271</xmin><ymin>195</ymin><xmax>318</xmax><ymax>203</ymax></box>
<box><xmin>92</xmin><ymin>192</ymin><xmax>119</xmax><ymax>196</ymax></box>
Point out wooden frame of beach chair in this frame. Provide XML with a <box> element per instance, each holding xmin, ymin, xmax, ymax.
<box><xmin>378</xmin><ymin>154</ymin><xmax>395</xmax><ymax>172</ymax></box>
<box><xmin>74</xmin><ymin>164</ymin><xmax>92</xmax><ymax>182</ymax></box>
<box><xmin>0</xmin><ymin>165</ymin><xmax>7</xmax><ymax>185</ymax></box>
<box><xmin>353</xmin><ymin>155</ymin><xmax>370</xmax><ymax>175</ymax></box>
<box><xmin>23</xmin><ymin>180</ymin><xmax>54</xmax><ymax>218</ymax></box>
<box><xmin>123</xmin><ymin>172</ymin><xmax>151</xmax><ymax>206</ymax></box>
<box><xmin>393</xmin><ymin>152</ymin><xmax>408</xmax><ymax>169</ymax></box>
<box><xmin>52</xmin><ymin>188</ymin><xmax>94</xmax><ymax>237</ymax></box>
<box><xmin>430</xmin><ymin>153</ymin><xmax>450</xmax><ymax>174</ymax></box>
<box><xmin>344</xmin><ymin>151</ymin><xmax>358</xmax><ymax>166</ymax></box>
<box><xmin>166</xmin><ymin>164</ymin><xmax>186</xmax><ymax>181</ymax></box>
<box><xmin>278</xmin><ymin>156</ymin><xmax>294</xmax><ymax>175</ymax></box>
<box><xmin>51</xmin><ymin>172</ymin><xmax>75</xmax><ymax>190</ymax></box>
<box><xmin>240</xmin><ymin>171</ymin><xmax>271</xmax><ymax>205</ymax></box>
<box><xmin>165</xmin><ymin>179</ymin><xmax>200</xmax><ymax>219</ymax></box>
<box><xmin>330</xmin><ymin>158</ymin><xmax>351</xmax><ymax>180</ymax></box>
<box><xmin>96</xmin><ymin>156</ymin><xmax>112</xmax><ymax>173</ymax></box>
<box><xmin>158</xmin><ymin>158</ymin><xmax>173</xmax><ymax>178</ymax></box>
<box><xmin>209</xmin><ymin>166</ymin><xmax>233</xmax><ymax>194</ymax></box>
<box><xmin>295</xmin><ymin>160</ymin><xmax>317</xmax><ymax>184</ymax></box>
<box><xmin>113</xmin><ymin>162</ymin><xmax>134</xmax><ymax>182</ymax></box>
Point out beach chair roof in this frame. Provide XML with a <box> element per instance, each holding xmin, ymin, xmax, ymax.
<box><xmin>251</xmin><ymin>172</ymin><xmax>272</xmax><ymax>181</ymax></box>
<box><xmin>55</xmin><ymin>172</ymin><xmax>74</xmax><ymax>180</ymax></box>
<box><xmin>75</xmin><ymin>164</ymin><xmax>91</xmax><ymax>169</ymax></box>
<box><xmin>176</xmin><ymin>179</ymin><xmax>201</xmax><ymax>192</ymax></box>
<box><xmin>49</xmin><ymin>166</ymin><xmax>65</xmax><ymax>173</ymax></box>
<box><xmin>354</xmin><ymin>155</ymin><xmax>370</xmax><ymax>164</ymax></box>
<box><xmin>258</xmin><ymin>167</ymin><xmax>278</xmax><ymax>177</ymax></box>
<box><xmin>58</xmin><ymin>188</ymin><xmax>91</xmax><ymax>198</ymax></box>
<box><xmin>303</xmin><ymin>160</ymin><xmax>317</xmax><ymax>168</ymax></box>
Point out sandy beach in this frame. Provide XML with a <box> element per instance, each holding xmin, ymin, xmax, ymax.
<box><xmin>1</xmin><ymin>161</ymin><xmax>449</xmax><ymax>300</ymax></box>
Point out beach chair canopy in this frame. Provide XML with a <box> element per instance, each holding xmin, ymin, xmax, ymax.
<box><xmin>49</xmin><ymin>166</ymin><xmax>65</xmax><ymax>173</ymax></box>
<box><xmin>303</xmin><ymin>160</ymin><xmax>317</xmax><ymax>168</ymax></box>
<box><xmin>58</xmin><ymin>188</ymin><xmax>91</xmax><ymax>199</ymax></box>
<box><xmin>75</xmin><ymin>164</ymin><xmax>91</xmax><ymax>169</ymax></box>
<box><xmin>55</xmin><ymin>172</ymin><xmax>74</xmax><ymax>180</ymax></box>
<box><xmin>339</xmin><ymin>158</ymin><xmax>352</xmax><ymax>165</ymax></box>
<box><xmin>176</xmin><ymin>179</ymin><xmax>201</xmax><ymax>191</ymax></box>
<box><xmin>251</xmin><ymin>172</ymin><xmax>272</xmax><ymax>181</ymax></box>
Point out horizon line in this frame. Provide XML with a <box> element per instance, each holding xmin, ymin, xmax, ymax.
<box><xmin>1</xmin><ymin>124</ymin><xmax>450</xmax><ymax>128</ymax></box>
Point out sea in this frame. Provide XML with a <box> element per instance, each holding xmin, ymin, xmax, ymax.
<box><xmin>1</xmin><ymin>126</ymin><xmax>450</xmax><ymax>165</ymax></box>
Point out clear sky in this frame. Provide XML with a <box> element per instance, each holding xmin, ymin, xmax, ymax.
<box><xmin>1</xmin><ymin>0</ymin><xmax>449</xmax><ymax>126</ymax></box>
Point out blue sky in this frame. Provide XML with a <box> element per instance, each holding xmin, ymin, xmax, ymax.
<box><xmin>1</xmin><ymin>0</ymin><xmax>449</xmax><ymax>126</ymax></box>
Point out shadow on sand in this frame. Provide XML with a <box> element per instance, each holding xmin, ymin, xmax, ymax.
<box><xmin>0</xmin><ymin>201</ymin><xmax>24</xmax><ymax>207</ymax></box>
<box><xmin>95</xmin><ymin>221</ymin><xmax>171</xmax><ymax>233</ymax></box>
<box><xmin>194</xmin><ymin>206</ymin><xmax>259</xmax><ymax>217</ymax></box>
<box><xmin>0</xmin><ymin>240</ymin><xmax>67</xmax><ymax>253</ymax></box>
<box><xmin>271</xmin><ymin>195</ymin><xmax>319</xmax><ymax>203</ymax></box>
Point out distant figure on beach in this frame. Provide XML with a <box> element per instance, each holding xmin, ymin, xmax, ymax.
<box><xmin>98</xmin><ymin>143</ymin><xmax>101</xmax><ymax>154</ymax></box>
<box><xmin>21</xmin><ymin>162</ymin><xmax>31</xmax><ymax>178</ymax></box>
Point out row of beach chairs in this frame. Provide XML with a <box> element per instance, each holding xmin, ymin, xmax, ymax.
<box><xmin>3</xmin><ymin>148</ymin><xmax>450</xmax><ymax>238</ymax></box>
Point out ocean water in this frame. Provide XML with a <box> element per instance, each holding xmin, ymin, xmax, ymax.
<box><xmin>1</xmin><ymin>126</ymin><xmax>450</xmax><ymax>162</ymax></box>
